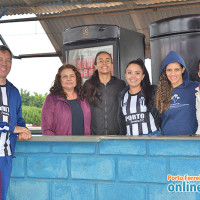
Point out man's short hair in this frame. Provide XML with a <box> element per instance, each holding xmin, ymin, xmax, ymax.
<box><xmin>0</xmin><ymin>45</ymin><xmax>12</xmax><ymax>59</ymax></box>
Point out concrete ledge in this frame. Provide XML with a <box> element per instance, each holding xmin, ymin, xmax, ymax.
<box><xmin>10</xmin><ymin>136</ymin><xmax>200</xmax><ymax>199</ymax></box>
<box><xmin>17</xmin><ymin>135</ymin><xmax>200</xmax><ymax>142</ymax></box>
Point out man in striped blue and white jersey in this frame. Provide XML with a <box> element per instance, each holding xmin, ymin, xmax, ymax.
<box><xmin>0</xmin><ymin>45</ymin><xmax>31</xmax><ymax>200</ymax></box>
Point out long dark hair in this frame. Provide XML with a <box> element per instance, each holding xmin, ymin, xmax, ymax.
<box><xmin>84</xmin><ymin>51</ymin><xmax>113</xmax><ymax>106</ymax></box>
<box><xmin>126</xmin><ymin>58</ymin><xmax>152</xmax><ymax>108</ymax></box>
<box><xmin>50</xmin><ymin>64</ymin><xmax>84</xmax><ymax>100</ymax></box>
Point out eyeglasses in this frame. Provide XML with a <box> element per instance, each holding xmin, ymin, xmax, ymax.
<box><xmin>96</xmin><ymin>59</ymin><xmax>112</xmax><ymax>64</ymax></box>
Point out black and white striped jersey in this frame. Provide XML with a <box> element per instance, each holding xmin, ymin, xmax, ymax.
<box><xmin>0</xmin><ymin>86</ymin><xmax>11</xmax><ymax>156</ymax></box>
<box><xmin>121</xmin><ymin>90</ymin><xmax>157</xmax><ymax>135</ymax></box>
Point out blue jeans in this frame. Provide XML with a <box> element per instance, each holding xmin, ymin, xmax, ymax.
<box><xmin>0</xmin><ymin>156</ymin><xmax>12</xmax><ymax>200</ymax></box>
<box><xmin>148</xmin><ymin>130</ymin><xmax>162</xmax><ymax>136</ymax></box>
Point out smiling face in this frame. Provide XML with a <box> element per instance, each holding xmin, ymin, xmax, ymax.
<box><xmin>0</xmin><ymin>50</ymin><xmax>12</xmax><ymax>84</ymax></box>
<box><xmin>165</xmin><ymin>62</ymin><xmax>185</xmax><ymax>88</ymax></box>
<box><xmin>60</xmin><ymin>68</ymin><xmax>77</xmax><ymax>92</ymax></box>
<box><xmin>125</xmin><ymin>63</ymin><xmax>145</xmax><ymax>90</ymax></box>
<box><xmin>95</xmin><ymin>52</ymin><xmax>113</xmax><ymax>75</ymax></box>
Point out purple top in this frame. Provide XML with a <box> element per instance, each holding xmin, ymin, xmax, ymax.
<box><xmin>41</xmin><ymin>94</ymin><xmax>91</xmax><ymax>135</ymax></box>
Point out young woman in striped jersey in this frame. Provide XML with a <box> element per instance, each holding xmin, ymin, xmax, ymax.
<box><xmin>118</xmin><ymin>59</ymin><xmax>161</xmax><ymax>135</ymax></box>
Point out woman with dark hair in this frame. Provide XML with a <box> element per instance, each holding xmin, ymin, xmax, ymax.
<box><xmin>84</xmin><ymin>51</ymin><xmax>126</xmax><ymax>135</ymax></box>
<box><xmin>118</xmin><ymin>58</ymin><xmax>160</xmax><ymax>135</ymax></box>
<box><xmin>41</xmin><ymin>64</ymin><xmax>91</xmax><ymax>135</ymax></box>
<box><xmin>155</xmin><ymin>51</ymin><xmax>199</xmax><ymax>136</ymax></box>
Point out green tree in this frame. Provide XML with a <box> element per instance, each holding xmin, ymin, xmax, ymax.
<box><xmin>20</xmin><ymin>90</ymin><xmax>47</xmax><ymax>126</ymax></box>
<box><xmin>22</xmin><ymin>105</ymin><xmax>41</xmax><ymax>126</ymax></box>
<box><xmin>31</xmin><ymin>92</ymin><xmax>47</xmax><ymax>108</ymax></box>
<box><xmin>20</xmin><ymin>89</ymin><xmax>32</xmax><ymax>106</ymax></box>
<box><xmin>20</xmin><ymin>89</ymin><xmax>47</xmax><ymax>108</ymax></box>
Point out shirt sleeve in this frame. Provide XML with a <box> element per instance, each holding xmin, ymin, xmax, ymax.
<box><xmin>41</xmin><ymin>95</ymin><xmax>55</xmax><ymax>135</ymax></box>
<box><xmin>0</xmin><ymin>121</ymin><xmax>14</xmax><ymax>133</ymax></box>
<box><xmin>16</xmin><ymin>92</ymin><xmax>26</xmax><ymax>128</ymax></box>
<box><xmin>117</xmin><ymin>93</ymin><xmax>127</xmax><ymax>135</ymax></box>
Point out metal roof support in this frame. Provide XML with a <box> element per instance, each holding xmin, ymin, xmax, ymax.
<box><xmin>0</xmin><ymin>8</ymin><xmax>8</xmax><ymax>19</ymax></box>
<box><xmin>0</xmin><ymin>34</ymin><xmax>7</xmax><ymax>46</ymax></box>
<box><xmin>0</xmin><ymin>34</ymin><xmax>21</xmax><ymax>59</ymax></box>
<box><xmin>0</xmin><ymin>34</ymin><xmax>59</xmax><ymax>59</ymax></box>
<box><xmin>18</xmin><ymin>52</ymin><xmax>61</xmax><ymax>58</ymax></box>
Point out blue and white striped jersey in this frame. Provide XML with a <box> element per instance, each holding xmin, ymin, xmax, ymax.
<box><xmin>121</xmin><ymin>90</ymin><xmax>157</xmax><ymax>135</ymax></box>
<box><xmin>0</xmin><ymin>86</ymin><xmax>11</xmax><ymax>156</ymax></box>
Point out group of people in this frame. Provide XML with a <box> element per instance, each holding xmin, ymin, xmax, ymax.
<box><xmin>41</xmin><ymin>50</ymin><xmax>200</xmax><ymax>137</ymax></box>
<box><xmin>0</xmin><ymin>44</ymin><xmax>199</xmax><ymax>200</ymax></box>
<box><xmin>41</xmin><ymin>51</ymin><xmax>125</xmax><ymax>136</ymax></box>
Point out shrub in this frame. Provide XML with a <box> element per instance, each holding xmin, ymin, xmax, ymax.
<box><xmin>22</xmin><ymin>105</ymin><xmax>41</xmax><ymax>126</ymax></box>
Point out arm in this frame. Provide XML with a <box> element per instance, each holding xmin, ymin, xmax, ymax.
<box><xmin>14</xmin><ymin>126</ymin><xmax>31</xmax><ymax>140</ymax></box>
<box><xmin>0</xmin><ymin>120</ymin><xmax>31</xmax><ymax>140</ymax></box>
<box><xmin>16</xmin><ymin>92</ymin><xmax>26</xmax><ymax>128</ymax></box>
<box><xmin>0</xmin><ymin>121</ymin><xmax>14</xmax><ymax>134</ymax></box>
<box><xmin>15</xmin><ymin>92</ymin><xmax>32</xmax><ymax>140</ymax></box>
<box><xmin>117</xmin><ymin>94</ymin><xmax>127</xmax><ymax>135</ymax></box>
<box><xmin>151</xmin><ymin>85</ymin><xmax>161</xmax><ymax>129</ymax></box>
<box><xmin>41</xmin><ymin>95</ymin><xmax>56</xmax><ymax>135</ymax></box>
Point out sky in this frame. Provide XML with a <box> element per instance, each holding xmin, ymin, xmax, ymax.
<box><xmin>0</xmin><ymin>14</ymin><xmax>62</xmax><ymax>95</ymax></box>
<box><xmin>0</xmin><ymin>14</ymin><xmax>152</xmax><ymax>95</ymax></box>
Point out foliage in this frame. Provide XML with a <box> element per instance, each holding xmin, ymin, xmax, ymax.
<box><xmin>20</xmin><ymin>89</ymin><xmax>47</xmax><ymax>108</ymax></box>
<box><xmin>20</xmin><ymin>89</ymin><xmax>47</xmax><ymax>126</ymax></box>
<box><xmin>22</xmin><ymin>105</ymin><xmax>41</xmax><ymax>126</ymax></box>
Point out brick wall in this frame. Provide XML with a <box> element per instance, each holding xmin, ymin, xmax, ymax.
<box><xmin>7</xmin><ymin>139</ymin><xmax>200</xmax><ymax>200</ymax></box>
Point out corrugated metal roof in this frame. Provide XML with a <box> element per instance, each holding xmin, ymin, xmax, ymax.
<box><xmin>0</xmin><ymin>1</ymin><xmax>124</xmax><ymax>15</ymax></box>
<box><xmin>0</xmin><ymin>0</ymin><xmax>196</xmax><ymax>16</ymax></box>
<box><xmin>0</xmin><ymin>0</ymin><xmax>199</xmax><ymax>58</ymax></box>
<box><xmin>135</xmin><ymin>0</ymin><xmax>187</xmax><ymax>5</ymax></box>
